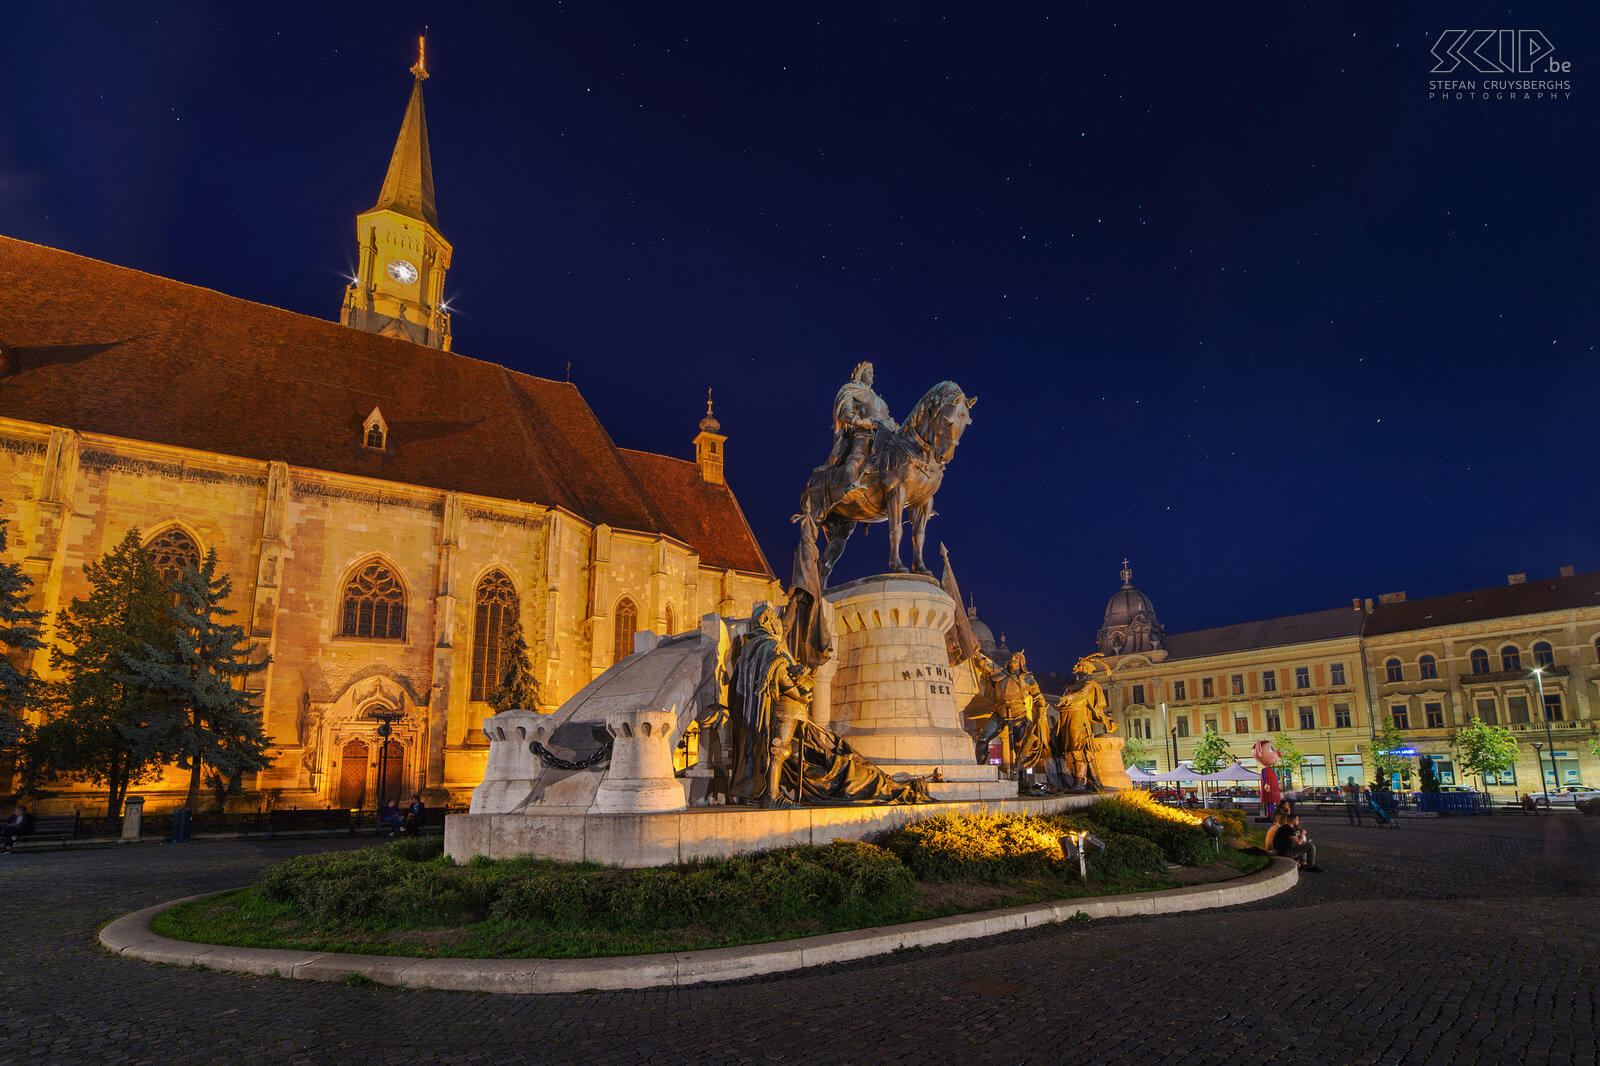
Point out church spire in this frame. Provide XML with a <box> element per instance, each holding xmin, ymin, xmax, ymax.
<box><xmin>340</xmin><ymin>36</ymin><xmax>453</xmax><ymax>350</ymax></box>
<box><xmin>694</xmin><ymin>388</ymin><xmax>727</xmax><ymax>485</ymax></box>
<box><xmin>373</xmin><ymin>35</ymin><xmax>438</xmax><ymax>227</ymax></box>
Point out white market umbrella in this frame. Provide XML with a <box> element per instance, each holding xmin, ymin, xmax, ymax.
<box><xmin>1125</xmin><ymin>766</ymin><xmax>1160</xmax><ymax>782</ymax></box>
<box><xmin>1207</xmin><ymin>762</ymin><xmax>1263</xmax><ymax>783</ymax></box>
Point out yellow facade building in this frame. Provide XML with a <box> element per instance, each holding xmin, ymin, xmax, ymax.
<box><xmin>1097</xmin><ymin>562</ymin><xmax>1600</xmax><ymax>797</ymax></box>
<box><xmin>0</xmin><ymin>56</ymin><xmax>776</xmax><ymax>813</ymax></box>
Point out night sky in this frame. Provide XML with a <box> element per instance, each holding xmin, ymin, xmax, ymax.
<box><xmin>4</xmin><ymin>3</ymin><xmax>1597</xmax><ymax>670</ymax></box>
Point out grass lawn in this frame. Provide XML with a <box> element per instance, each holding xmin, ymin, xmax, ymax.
<box><xmin>151</xmin><ymin>795</ymin><xmax>1268</xmax><ymax>960</ymax></box>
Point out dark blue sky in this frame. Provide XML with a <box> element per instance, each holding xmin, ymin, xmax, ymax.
<box><xmin>4</xmin><ymin>3</ymin><xmax>1596</xmax><ymax>669</ymax></box>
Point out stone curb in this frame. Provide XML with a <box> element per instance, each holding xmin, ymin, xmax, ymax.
<box><xmin>15</xmin><ymin>826</ymin><xmax>447</xmax><ymax>853</ymax></box>
<box><xmin>100</xmin><ymin>858</ymin><xmax>1298</xmax><ymax>994</ymax></box>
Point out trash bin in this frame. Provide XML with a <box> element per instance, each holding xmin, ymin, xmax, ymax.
<box><xmin>171</xmin><ymin>808</ymin><xmax>192</xmax><ymax>844</ymax></box>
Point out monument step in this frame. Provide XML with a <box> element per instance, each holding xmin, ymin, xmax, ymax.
<box><xmin>925</xmin><ymin>779</ymin><xmax>1022</xmax><ymax>802</ymax></box>
<box><xmin>881</xmin><ymin>762</ymin><xmax>1001</xmax><ymax>783</ymax></box>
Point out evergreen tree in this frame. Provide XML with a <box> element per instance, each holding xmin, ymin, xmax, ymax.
<box><xmin>0</xmin><ymin>519</ymin><xmax>47</xmax><ymax>756</ymax></box>
<box><xmin>120</xmin><ymin>550</ymin><xmax>271</xmax><ymax>812</ymax></box>
<box><xmin>1417</xmin><ymin>754</ymin><xmax>1440</xmax><ymax>793</ymax></box>
<box><xmin>1189</xmin><ymin>724</ymin><xmax>1233</xmax><ymax>774</ymax></box>
<box><xmin>30</xmin><ymin>530</ymin><xmax>176</xmax><ymax>818</ymax></box>
<box><xmin>489</xmin><ymin>612</ymin><xmax>542</xmax><ymax>713</ymax></box>
<box><xmin>1454</xmin><ymin>716</ymin><xmax>1519</xmax><ymax>791</ymax></box>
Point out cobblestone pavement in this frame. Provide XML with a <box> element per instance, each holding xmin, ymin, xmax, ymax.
<box><xmin>2</xmin><ymin>815</ymin><xmax>1596</xmax><ymax>1065</ymax></box>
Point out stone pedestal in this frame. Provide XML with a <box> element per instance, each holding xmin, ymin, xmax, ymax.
<box><xmin>824</xmin><ymin>574</ymin><xmax>1008</xmax><ymax>800</ymax></box>
<box><xmin>591</xmin><ymin>706</ymin><xmax>687</xmax><ymax>814</ymax></box>
<box><xmin>120</xmin><ymin>796</ymin><xmax>144</xmax><ymax>841</ymax></box>
<box><xmin>470</xmin><ymin>709</ymin><xmax>549</xmax><ymax>815</ymax></box>
<box><xmin>1093</xmin><ymin>736</ymin><xmax>1134</xmax><ymax>791</ymax></box>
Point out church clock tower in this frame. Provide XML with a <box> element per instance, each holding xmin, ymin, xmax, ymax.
<box><xmin>341</xmin><ymin>37</ymin><xmax>453</xmax><ymax>350</ymax></box>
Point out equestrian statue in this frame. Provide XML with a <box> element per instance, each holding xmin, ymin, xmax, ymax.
<box><xmin>800</xmin><ymin>362</ymin><xmax>977</xmax><ymax>584</ymax></box>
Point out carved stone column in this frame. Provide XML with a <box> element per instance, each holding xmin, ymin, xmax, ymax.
<box><xmin>591</xmin><ymin>706</ymin><xmax>685</xmax><ymax>813</ymax></box>
<box><xmin>426</xmin><ymin>493</ymin><xmax>462</xmax><ymax>799</ymax></box>
<box><xmin>25</xmin><ymin>428</ymin><xmax>79</xmax><ymax>672</ymax></box>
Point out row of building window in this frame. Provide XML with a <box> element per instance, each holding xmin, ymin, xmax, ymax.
<box><xmin>1128</xmin><ymin>662</ymin><xmax>1347</xmax><ymax>707</ymax></box>
<box><xmin>1383</xmin><ymin>641</ymin><xmax>1578</xmax><ymax>682</ymax></box>
<box><xmin>130</xmin><ymin>525</ymin><xmax>665</xmax><ymax>704</ymax></box>
<box><xmin>1167</xmin><ymin>703</ymin><xmax>1355</xmax><ymax>738</ymax></box>
<box><xmin>1392</xmin><ymin>692</ymin><xmax>1566</xmax><ymax>729</ymax></box>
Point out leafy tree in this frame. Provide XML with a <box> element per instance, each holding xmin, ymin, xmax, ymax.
<box><xmin>29</xmin><ymin>530</ymin><xmax>175</xmax><ymax>819</ymax></box>
<box><xmin>489</xmin><ymin>611</ymin><xmax>541</xmax><ymax>713</ymax></box>
<box><xmin>1367</xmin><ymin>719</ymin><xmax>1409</xmax><ymax>790</ymax></box>
<box><xmin>121</xmin><ymin>550</ymin><xmax>272</xmax><ymax>812</ymax></box>
<box><xmin>1189</xmin><ymin>724</ymin><xmax>1232</xmax><ymax>774</ymax></box>
<box><xmin>1120</xmin><ymin>733</ymin><xmax>1152</xmax><ymax>769</ymax></box>
<box><xmin>1271</xmin><ymin>731</ymin><xmax>1305</xmax><ymax>788</ymax></box>
<box><xmin>0</xmin><ymin>519</ymin><xmax>46</xmax><ymax>756</ymax></box>
<box><xmin>1453</xmin><ymin>716</ymin><xmax>1519</xmax><ymax>790</ymax></box>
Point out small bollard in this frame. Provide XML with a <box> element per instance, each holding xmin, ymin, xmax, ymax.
<box><xmin>121</xmin><ymin>796</ymin><xmax>145</xmax><ymax>841</ymax></box>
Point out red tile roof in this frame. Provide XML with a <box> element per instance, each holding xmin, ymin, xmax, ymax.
<box><xmin>1364</xmin><ymin>570</ymin><xmax>1600</xmax><ymax>636</ymax></box>
<box><xmin>617</xmin><ymin>450</ymin><xmax>772</xmax><ymax>578</ymax></box>
<box><xmin>0</xmin><ymin>236</ymin><xmax>771</xmax><ymax>577</ymax></box>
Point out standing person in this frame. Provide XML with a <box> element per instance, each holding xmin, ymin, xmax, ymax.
<box><xmin>1344</xmin><ymin>777</ymin><xmax>1364</xmax><ymax>826</ymax></box>
<box><xmin>1</xmin><ymin>805</ymin><xmax>32</xmax><ymax>852</ymax></box>
<box><xmin>403</xmin><ymin>793</ymin><xmax>425</xmax><ymax>836</ymax></box>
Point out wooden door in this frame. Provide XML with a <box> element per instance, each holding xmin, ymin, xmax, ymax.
<box><xmin>337</xmin><ymin>738</ymin><xmax>369</xmax><ymax>809</ymax></box>
<box><xmin>378</xmin><ymin>740</ymin><xmax>405</xmax><ymax>806</ymax></box>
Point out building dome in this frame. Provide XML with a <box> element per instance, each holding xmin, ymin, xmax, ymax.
<box><xmin>1097</xmin><ymin>559</ymin><xmax>1165</xmax><ymax>656</ymax></box>
<box><xmin>964</xmin><ymin>599</ymin><xmax>1002</xmax><ymax>658</ymax></box>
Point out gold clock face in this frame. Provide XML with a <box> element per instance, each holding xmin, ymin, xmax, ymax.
<box><xmin>386</xmin><ymin>259</ymin><xmax>419</xmax><ymax>285</ymax></box>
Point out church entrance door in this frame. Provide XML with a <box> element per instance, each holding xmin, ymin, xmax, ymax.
<box><xmin>338</xmin><ymin>738</ymin><xmax>369</xmax><ymax>809</ymax></box>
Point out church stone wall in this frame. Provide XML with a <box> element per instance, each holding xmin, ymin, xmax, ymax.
<box><xmin>0</xmin><ymin>418</ymin><xmax>774</xmax><ymax>814</ymax></box>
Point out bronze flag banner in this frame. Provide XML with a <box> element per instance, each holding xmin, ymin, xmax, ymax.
<box><xmin>940</xmin><ymin>542</ymin><xmax>978</xmax><ymax>662</ymax></box>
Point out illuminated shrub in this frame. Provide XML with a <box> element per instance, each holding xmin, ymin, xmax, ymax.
<box><xmin>880</xmin><ymin>811</ymin><xmax>1064</xmax><ymax>881</ymax></box>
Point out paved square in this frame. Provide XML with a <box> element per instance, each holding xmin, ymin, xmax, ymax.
<box><xmin>2</xmin><ymin>815</ymin><xmax>1594</xmax><ymax>1064</ymax></box>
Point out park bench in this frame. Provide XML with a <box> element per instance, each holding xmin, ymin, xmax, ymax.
<box><xmin>267</xmin><ymin>807</ymin><xmax>354</xmax><ymax>839</ymax></box>
<box><xmin>22</xmin><ymin>812</ymin><xmax>79</xmax><ymax>842</ymax></box>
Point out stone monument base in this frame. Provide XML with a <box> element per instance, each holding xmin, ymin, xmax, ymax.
<box><xmin>446</xmin><ymin>792</ymin><xmax>1098</xmax><ymax>868</ymax></box>
<box><xmin>1093</xmin><ymin>736</ymin><xmax>1134</xmax><ymax>791</ymax></box>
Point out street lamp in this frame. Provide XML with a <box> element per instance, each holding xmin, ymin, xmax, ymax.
<box><xmin>1532</xmin><ymin>666</ymin><xmax>1558</xmax><ymax>801</ymax></box>
<box><xmin>372</xmin><ymin>711</ymin><xmax>402</xmax><ymax>811</ymax></box>
<box><xmin>1532</xmin><ymin>742</ymin><xmax>1546</xmax><ymax>815</ymax></box>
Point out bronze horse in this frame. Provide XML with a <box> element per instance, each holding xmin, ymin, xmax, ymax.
<box><xmin>801</xmin><ymin>380</ymin><xmax>976</xmax><ymax>584</ymax></box>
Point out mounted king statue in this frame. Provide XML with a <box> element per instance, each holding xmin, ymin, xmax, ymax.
<box><xmin>801</xmin><ymin>362</ymin><xmax>976</xmax><ymax>584</ymax></box>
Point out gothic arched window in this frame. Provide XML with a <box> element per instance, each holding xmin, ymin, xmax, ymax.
<box><xmin>613</xmin><ymin>597</ymin><xmax>638</xmax><ymax>666</ymax></box>
<box><xmin>1418</xmin><ymin>654</ymin><xmax>1437</xmax><ymax>680</ymax></box>
<box><xmin>665</xmin><ymin>604</ymin><xmax>676</xmax><ymax>636</ymax></box>
<box><xmin>1500</xmin><ymin>645</ymin><xmax>1521</xmax><ymax>673</ymax></box>
<box><xmin>146</xmin><ymin>526</ymin><xmax>201</xmax><ymax>587</ymax></box>
<box><xmin>1470</xmin><ymin>648</ymin><xmax>1490</xmax><ymax>674</ymax></box>
<box><xmin>471</xmin><ymin>570</ymin><xmax>519</xmax><ymax>701</ymax></box>
<box><xmin>340</xmin><ymin>559</ymin><xmax>406</xmax><ymax>640</ymax></box>
<box><xmin>1385</xmin><ymin>658</ymin><xmax>1403</xmax><ymax>683</ymax></box>
<box><xmin>1533</xmin><ymin>641</ymin><xmax>1555</xmax><ymax>669</ymax></box>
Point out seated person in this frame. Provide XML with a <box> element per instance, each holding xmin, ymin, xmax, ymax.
<box><xmin>378</xmin><ymin>799</ymin><xmax>403</xmax><ymax>835</ymax></box>
<box><xmin>402</xmin><ymin>793</ymin><xmax>426</xmax><ymax>836</ymax></box>
<box><xmin>1</xmin><ymin>805</ymin><xmax>33</xmax><ymax>853</ymax></box>
<box><xmin>1268</xmin><ymin>810</ymin><xmax>1322</xmax><ymax>872</ymax></box>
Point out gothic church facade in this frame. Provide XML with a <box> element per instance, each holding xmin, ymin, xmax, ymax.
<box><xmin>0</xmin><ymin>54</ymin><xmax>775</xmax><ymax>812</ymax></box>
